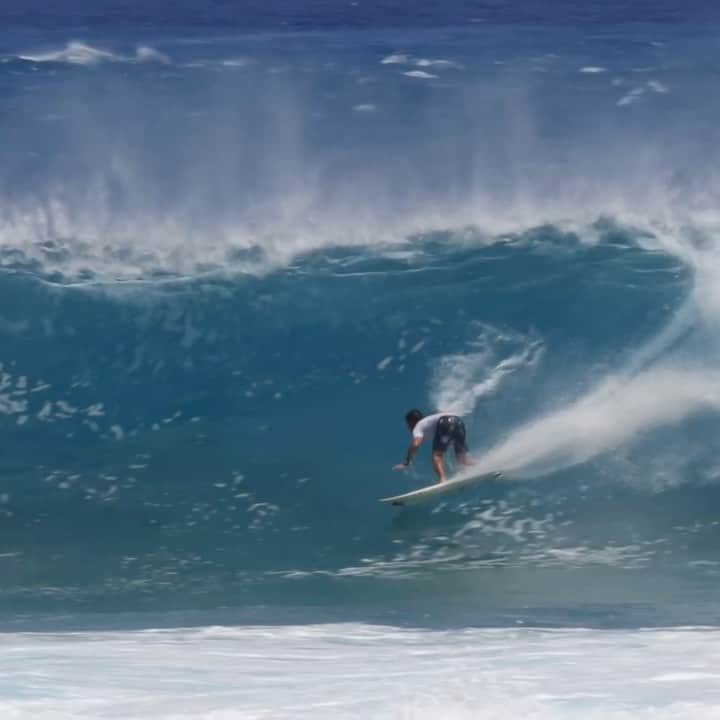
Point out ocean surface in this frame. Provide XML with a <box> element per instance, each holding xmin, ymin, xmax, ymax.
<box><xmin>2</xmin><ymin>1</ymin><xmax>720</xmax><ymax>717</ymax></box>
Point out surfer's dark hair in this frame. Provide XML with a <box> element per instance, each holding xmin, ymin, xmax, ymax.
<box><xmin>405</xmin><ymin>409</ymin><xmax>423</xmax><ymax>428</ymax></box>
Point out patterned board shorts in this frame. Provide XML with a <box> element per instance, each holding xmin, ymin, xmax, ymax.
<box><xmin>432</xmin><ymin>415</ymin><xmax>468</xmax><ymax>455</ymax></box>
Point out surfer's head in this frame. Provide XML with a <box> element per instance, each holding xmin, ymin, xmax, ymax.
<box><xmin>405</xmin><ymin>409</ymin><xmax>423</xmax><ymax>430</ymax></box>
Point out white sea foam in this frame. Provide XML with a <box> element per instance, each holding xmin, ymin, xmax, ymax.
<box><xmin>416</xmin><ymin>58</ymin><xmax>462</xmax><ymax>68</ymax></box>
<box><xmin>617</xmin><ymin>87</ymin><xmax>646</xmax><ymax>106</ymax></box>
<box><xmin>221</xmin><ymin>57</ymin><xmax>251</xmax><ymax>67</ymax></box>
<box><xmin>134</xmin><ymin>46</ymin><xmax>170</xmax><ymax>64</ymax></box>
<box><xmin>403</xmin><ymin>70</ymin><xmax>438</xmax><ymax>79</ymax></box>
<box><xmin>18</xmin><ymin>42</ymin><xmax>169</xmax><ymax>65</ymax></box>
<box><xmin>579</xmin><ymin>66</ymin><xmax>608</xmax><ymax>73</ymax></box>
<box><xmin>617</xmin><ymin>80</ymin><xmax>668</xmax><ymax>106</ymax></box>
<box><xmin>1</xmin><ymin>624</ymin><xmax>719</xmax><ymax>719</ymax></box>
<box><xmin>381</xmin><ymin>53</ymin><xmax>461</xmax><ymax>69</ymax></box>
<box><xmin>648</xmin><ymin>80</ymin><xmax>669</xmax><ymax>93</ymax></box>
<box><xmin>380</xmin><ymin>52</ymin><xmax>411</xmax><ymax>65</ymax></box>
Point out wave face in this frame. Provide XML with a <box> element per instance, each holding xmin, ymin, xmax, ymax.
<box><xmin>2</xmin><ymin>22</ymin><xmax>720</xmax><ymax>627</ymax></box>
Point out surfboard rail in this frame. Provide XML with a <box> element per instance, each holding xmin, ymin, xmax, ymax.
<box><xmin>379</xmin><ymin>470</ymin><xmax>503</xmax><ymax>506</ymax></box>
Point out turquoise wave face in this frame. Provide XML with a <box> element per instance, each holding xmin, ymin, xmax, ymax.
<box><xmin>5</xmin><ymin>226</ymin><xmax>717</xmax><ymax>626</ymax></box>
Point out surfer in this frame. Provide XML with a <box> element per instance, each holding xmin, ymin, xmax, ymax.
<box><xmin>393</xmin><ymin>409</ymin><xmax>475</xmax><ymax>483</ymax></box>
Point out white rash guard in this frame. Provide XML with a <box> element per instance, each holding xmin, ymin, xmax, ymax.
<box><xmin>412</xmin><ymin>412</ymin><xmax>449</xmax><ymax>441</ymax></box>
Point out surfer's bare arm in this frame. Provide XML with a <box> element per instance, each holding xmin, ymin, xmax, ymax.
<box><xmin>393</xmin><ymin>437</ymin><xmax>423</xmax><ymax>471</ymax></box>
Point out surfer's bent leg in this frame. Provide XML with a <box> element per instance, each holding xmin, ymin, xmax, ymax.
<box><xmin>452</xmin><ymin>417</ymin><xmax>476</xmax><ymax>467</ymax></box>
<box><xmin>431</xmin><ymin>416</ymin><xmax>453</xmax><ymax>483</ymax></box>
<box><xmin>431</xmin><ymin>451</ymin><xmax>448</xmax><ymax>484</ymax></box>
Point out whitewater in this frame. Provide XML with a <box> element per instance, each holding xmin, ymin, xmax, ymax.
<box><xmin>2</xmin><ymin>2</ymin><xmax>720</xmax><ymax>717</ymax></box>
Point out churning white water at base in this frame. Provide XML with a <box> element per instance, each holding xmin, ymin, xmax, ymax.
<box><xmin>2</xmin><ymin>624</ymin><xmax>720</xmax><ymax>719</ymax></box>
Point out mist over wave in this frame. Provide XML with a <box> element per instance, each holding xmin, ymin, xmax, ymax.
<box><xmin>2</xmin><ymin>25</ymin><xmax>720</xmax><ymax>283</ymax></box>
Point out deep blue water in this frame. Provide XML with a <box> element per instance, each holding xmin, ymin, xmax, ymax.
<box><xmin>2</xmin><ymin>2</ymin><xmax>720</xmax><ymax>631</ymax></box>
<box><xmin>3</xmin><ymin>1</ymin><xmax>720</xmax><ymax>29</ymax></box>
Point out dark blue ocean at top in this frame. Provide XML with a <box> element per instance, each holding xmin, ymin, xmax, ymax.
<box><xmin>4</xmin><ymin>1</ymin><xmax>720</xmax><ymax>29</ymax></box>
<box><xmin>1</xmin><ymin>2</ymin><xmax>720</xmax><ymax>631</ymax></box>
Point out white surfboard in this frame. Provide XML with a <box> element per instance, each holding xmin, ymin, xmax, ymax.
<box><xmin>380</xmin><ymin>470</ymin><xmax>502</xmax><ymax>507</ymax></box>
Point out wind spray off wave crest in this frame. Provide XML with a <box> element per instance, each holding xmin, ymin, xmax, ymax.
<box><xmin>3</xmin><ymin>24</ymin><xmax>720</xmax><ymax>282</ymax></box>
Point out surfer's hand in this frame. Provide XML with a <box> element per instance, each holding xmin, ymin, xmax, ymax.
<box><xmin>392</xmin><ymin>463</ymin><xmax>408</xmax><ymax>471</ymax></box>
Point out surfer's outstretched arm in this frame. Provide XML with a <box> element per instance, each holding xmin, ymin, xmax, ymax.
<box><xmin>392</xmin><ymin>437</ymin><xmax>423</xmax><ymax>471</ymax></box>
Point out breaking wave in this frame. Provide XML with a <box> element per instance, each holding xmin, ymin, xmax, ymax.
<box><xmin>2</xmin><ymin>25</ymin><xmax>720</xmax><ymax>625</ymax></box>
